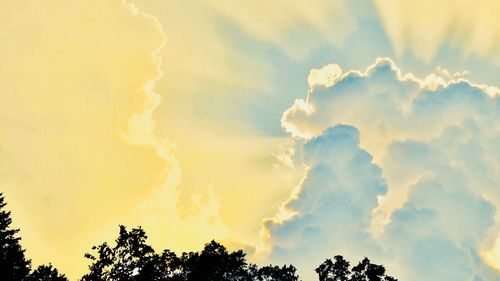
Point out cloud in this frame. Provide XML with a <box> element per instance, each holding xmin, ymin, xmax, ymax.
<box><xmin>307</xmin><ymin>64</ymin><xmax>343</xmax><ymax>90</ymax></box>
<box><xmin>374</xmin><ymin>0</ymin><xmax>500</xmax><ymax>62</ymax></box>
<box><xmin>261</xmin><ymin>125</ymin><xmax>387</xmax><ymax>278</ymax></box>
<box><xmin>264</xmin><ymin>58</ymin><xmax>500</xmax><ymax>280</ymax></box>
<box><xmin>0</xmin><ymin>0</ymin><xmax>226</xmax><ymax>278</ymax></box>
<box><xmin>382</xmin><ymin>178</ymin><xmax>496</xmax><ymax>281</ymax></box>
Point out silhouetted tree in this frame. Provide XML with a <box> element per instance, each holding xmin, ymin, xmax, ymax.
<box><xmin>179</xmin><ymin>240</ymin><xmax>255</xmax><ymax>281</ymax></box>
<box><xmin>0</xmin><ymin>193</ymin><xmax>31</xmax><ymax>280</ymax></box>
<box><xmin>316</xmin><ymin>255</ymin><xmax>350</xmax><ymax>281</ymax></box>
<box><xmin>257</xmin><ymin>264</ymin><xmax>299</xmax><ymax>281</ymax></box>
<box><xmin>351</xmin><ymin>258</ymin><xmax>386</xmax><ymax>281</ymax></box>
<box><xmin>26</xmin><ymin>264</ymin><xmax>68</xmax><ymax>281</ymax></box>
<box><xmin>316</xmin><ymin>256</ymin><xmax>397</xmax><ymax>281</ymax></box>
<box><xmin>81</xmin><ymin>225</ymin><xmax>166</xmax><ymax>281</ymax></box>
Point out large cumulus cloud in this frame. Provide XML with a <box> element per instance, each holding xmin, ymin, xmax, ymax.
<box><xmin>263</xmin><ymin>58</ymin><xmax>500</xmax><ymax>280</ymax></box>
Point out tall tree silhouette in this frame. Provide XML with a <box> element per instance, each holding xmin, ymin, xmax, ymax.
<box><xmin>26</xmin><ymin>264</ymin><xmax>68</xmax><ymax>281</ymax></box>
<box><xmin>0</xmin><ymin>193</ymin><xmax>31</xmax><ymax>280</ymax></box>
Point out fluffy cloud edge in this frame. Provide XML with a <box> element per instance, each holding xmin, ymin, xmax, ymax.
<box><xmin>263</xmin><ymin>57</ymin><xmax>500</xmax><ymax>280</ymax></box>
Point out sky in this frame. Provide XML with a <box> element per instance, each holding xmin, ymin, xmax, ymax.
<box><xmin>1</xmin><ymin>0</ymin><xmax>499</xmax><ymax>280</ymax></box>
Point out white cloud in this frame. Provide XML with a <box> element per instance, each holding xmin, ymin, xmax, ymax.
<box><xmin>307</xmin><ymin>64</ymin><xmax>343</xmax><ymax>90</ymax></box>
<box><xmin>264</xmin><ymin>58</ymin><xmax>500</xmax><ymax>280</ymax></box>
<box><xmin>261</xmin><ymin>125</ymin><xmax>387</xmax><ymax>280</ymax></box>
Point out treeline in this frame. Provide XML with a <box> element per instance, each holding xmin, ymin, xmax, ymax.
<box><xmin>0</xmin><ymin>193</ymin><xmax>397</xmax><ymax>280</ymax></box>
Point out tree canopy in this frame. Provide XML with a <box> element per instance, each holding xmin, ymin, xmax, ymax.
<box><xmin>26</xmin><ymin>264</ymin><xmax>68</xmax><ymax>281</ymax></box>
<box><xmin>82</xmin><ymin>225</ymin><xmax>300</xmax><ymax>281</ymax></box>
<box><xmin>316</xmin><ymin>255</ymin><xmax>397</xmax><ymax>281</ymax></box>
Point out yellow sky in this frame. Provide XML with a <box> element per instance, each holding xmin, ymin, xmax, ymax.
<box><xmin>0</xmin><ymin>0</ymin><xmax>303</xmax><ymax>278</ymax></box>
<box><xmin>1</xmin><ymin>0</ymin><xmax>168</xmax><ymax>277</ymax></box>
